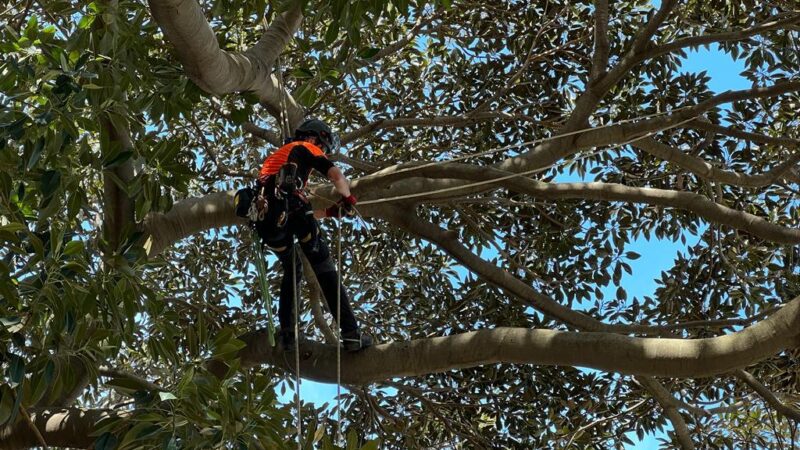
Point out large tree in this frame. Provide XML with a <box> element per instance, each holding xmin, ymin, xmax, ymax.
<box><xmin>2</xmin><ymin>0</ymin><xmax>800</xmax><ymax>448</ymax></box>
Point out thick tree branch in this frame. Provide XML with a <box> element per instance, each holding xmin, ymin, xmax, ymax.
<box><xmin>329</xmin><ymin>153</ymin><xmax>384</xmax><ymax>173</ymax></box>
<box><xmin>0</xmin><ymin>408</ymin><xmax>130</xmax><ymax>450</ymax></box>
<box><xmin>734</xmin><ymin>369</ymin><xmax>800</xmax><ymax>422</ymax></box>
<box><xmin>208</xmin><ymin>293</ymin><xmax>800</xmax><ymax>384</ymax></box>
<box><xmin>243</xmin><ymin>122</ymin><xmax>282</xmax><ymax>147</ymax></box>
<box><xmin>635</xmin><ymin>137</ymin><xmax>800</xmax><ymax>187</ymax></box>
<box><xmin>142</xmin><ymin>190</ymin><xmax>241</xmax><ymax>257</ymax></box>
<box><xmin>147</xmin><ymin>0</ymin><xmax>305</xmax><ymax>127</ymax></box>
<box><xmin>18</xmin><ymin>406</ymin><xmax>47</xmax><ymax>450</ymax></box>
<box><xmin>379</xmin><ymin>164</ymin><xmax>800</xmax><ymax>244</ymax></box>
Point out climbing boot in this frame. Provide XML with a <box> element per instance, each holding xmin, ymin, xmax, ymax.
<box><xmin>342</xmin><ymin>330</ymin><xmax>372</xmax><ymax>353</ymax></box>
<box><xmin>277</xmin><ymin>329</ymin><xmax>296</xmax><ymax>352</ymax></box>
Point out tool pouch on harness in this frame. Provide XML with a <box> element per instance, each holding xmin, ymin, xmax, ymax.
<box><xmin>235</xmin><ymin>186</ymin><xmax>268</xmax><ymax>223</ymax></box>
<box><xmin>234</xmin><ymin>187</ymin><xmax>255</xmax><ymax>219</ymax></box>
<box><xmin>275</xmin><ymin>163</ymin><xmax>302</xmax><ymax>199</ymax></box>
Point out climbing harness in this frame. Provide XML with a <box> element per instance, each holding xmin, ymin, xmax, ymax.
<box><xmin>246</xmin><ymin>186</ymin><xmax>268</xmax><ymax>222</ymax></box>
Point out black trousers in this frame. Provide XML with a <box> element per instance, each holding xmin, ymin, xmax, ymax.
<box><xmin>254</xmin><ymin>195</ymin><xmax>359</xmax><ymax>334</ymax></box>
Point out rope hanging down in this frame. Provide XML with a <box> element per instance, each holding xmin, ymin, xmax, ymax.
<box><xmin>277</xmin><ymin>52</ymin><xmax>304</xmax><ymax>450</ymax></box>
<box><xmin>291</xmin><ymin>245</ymin><xmax>302</xmax><ymax>450</ymax></box>
<box><xmin>336</xmin><ymin>206</ymin><xmax>344</xmax><ymax>444</ymax></box>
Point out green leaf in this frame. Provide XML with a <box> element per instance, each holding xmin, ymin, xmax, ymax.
<box><xmin>291</xmin><ymin>68</ymin><xmax>314</xmax><ymax>79</ymax></box>
<box><xmin>63</xmin><ymin>240</ymin><xmax>85</xmax><ymax>256</ymax></box>
<box><xmin>26</xmin><ymin>138</ymin><xmax>45</xmax><ymax>170</ymax></box>
<box><xmin>346</xmin><ymin>428</ymin><xmax>358</xmax><ymax>449</ymax></box>
<box><xmin>8</xmin><ymin>354</ymin><xmax>25</xmax><ymax>386</ymax></box>
<box><xmin>230</xmin><ymin>108</ymin><xmax>249</xmax><ymax>125</ymax></box>
<box><xmin>78</xmin><ymin>14</ymin><xmax>96</xmax><ymax>30</ymax></box>
<box><xmin>0</xmin><ymin>385</ymin><xmax>15</xmax><ymax>426</ymax></box>
<box><xmin>324</xmin><ymin>20</ymin><xmax>340</xmax><ymax>45</ymax></box>
<box><xmin>357</xmin><ymin>47</ymin><xmax>382</xmax><ymax>59</ymax></box>
<box><xmin>39</xmin><ymin>169</ymin><xmax>61</xmax><ymax>199</ymax></box>
<box><xmin>625</xmin><ymin>251</ymin><xmax>641</xmax><ymax>260</ymax></box>
<box><xmin>0</xmin><ymin>223</ymin><xmax>27</xmax><ymax>234</ymax></box>
<box><xmin>158</xmin><ymin>391</ymin><xmax>178</xmax><ymax>401</ymax></box>
<box><xmin>94</xmin><ymin>431</ymin><xmax>118</xmax><ymax>450</ymax></box>
<box><xmin>294</xmin><ymin>83</ymin><xmax>318</xmax><ymax>108</ymax></box>
<box><xmin>359</xmin><ymin>439</ymin><xmax>380</xmax><ymax>450</ymax></box>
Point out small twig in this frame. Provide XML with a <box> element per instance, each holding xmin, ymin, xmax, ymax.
<box><xmin>734</xmin><ymin>369</ymin><xmax>800</xmax><ymax>422</ymax></box>
<box><xmin>564</xmin><ymin>398</ymin><xmax>648</xmax><ymax>448</ymax></box>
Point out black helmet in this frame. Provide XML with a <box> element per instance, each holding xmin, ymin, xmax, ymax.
<box><xmin>294</xmin><ymin>118</ymin><xmax>340</xmax><ymax>154</ymax></box>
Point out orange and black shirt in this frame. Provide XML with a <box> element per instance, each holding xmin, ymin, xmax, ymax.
<box><xmin>257</xmin><ymin>141</ymin><xmax>334</xmax><ymax>189</ymax></box>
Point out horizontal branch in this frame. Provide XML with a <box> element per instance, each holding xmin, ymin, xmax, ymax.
<box><xmin>498</xmin><ymin>179</ymin><xmax>800</xmax><ymax>243</ymax></box>
<box><xmin>688</xmin><ymin>120</ymin><xmax>800</xmax><ymax>148</ymax></box>
<box><xmin>574</xmin><ymin>80</ymin><xmax>800</xmax><ymax>150</ymax></box>
<box><xmin>380</xmin><ymin>164</ymin><xmax>800</xmax><ymax>244</ymax></box>
<box><xmin>142</xmin><ymin>190</ymin><xmax>242</xmax><ymax>257</ymax></box>
<box><xmin>209</xmin><ymin>294</ymin><xmax>800</xmax><ymax>385</ymax></box>
<box><xmin>640</xmin><ymin>14</ymin><xmax>800</xmax><ymax>66</ymax></box>
<box><xmin>635</xmin><ymin>137</ymin><xmax>800</xmax><ymax>187</ymax></box>
<box><xmin>0</xmin><ymin>408</ymin><xmax>130</xmax><ymax>450</ymax></box>
<box><xmin>243</xmin><ymin>122</ymin><xmax>282</xmax><ymax>147</ymax></box>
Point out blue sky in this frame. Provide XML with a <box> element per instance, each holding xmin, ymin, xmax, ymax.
<box><xmin>276</xmin><ymin>18</ymin><xmax>752</xmax><ymax>450</ymax></box>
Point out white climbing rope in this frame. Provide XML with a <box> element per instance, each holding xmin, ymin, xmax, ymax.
<box><xmin>355</xmin><ymin>104</ymin><xmax>703</xmax><ymax>183</ymax></box>
<box><xmin>291</xmin><ymin>245</ymin><xmax>302</xmax><ymax>450</ymax></box>
<box><xmin>335</xmin><ymin>204</ymin><xmax>344</xmax><ymax>445</ymax></box>
<box><xmin>352</xmin><ymin>114</ymin><xmax>702</xmax><ymax>206</ymax></box>
<box><xmin>270</xmin><ymin>31</ymin><xmax>302</xmax><ymax>448</ymax></box>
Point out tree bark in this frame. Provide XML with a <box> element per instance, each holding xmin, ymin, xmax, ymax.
<box><xmin>208</xmin><ymin>293</ymin><xmax>800</xmax><ymax>385</ymax></box>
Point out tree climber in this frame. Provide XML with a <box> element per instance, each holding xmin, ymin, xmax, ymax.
<box><xmin>236</xmin><ymin>119</ymin><xmax>373</xmax><ymax>353</ymax></box>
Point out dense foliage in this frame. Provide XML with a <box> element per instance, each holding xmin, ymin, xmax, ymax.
<box><xmin>1</xmin><ymin>0</ymin><xmax>800</xmax><ymax>448</ymax></box>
